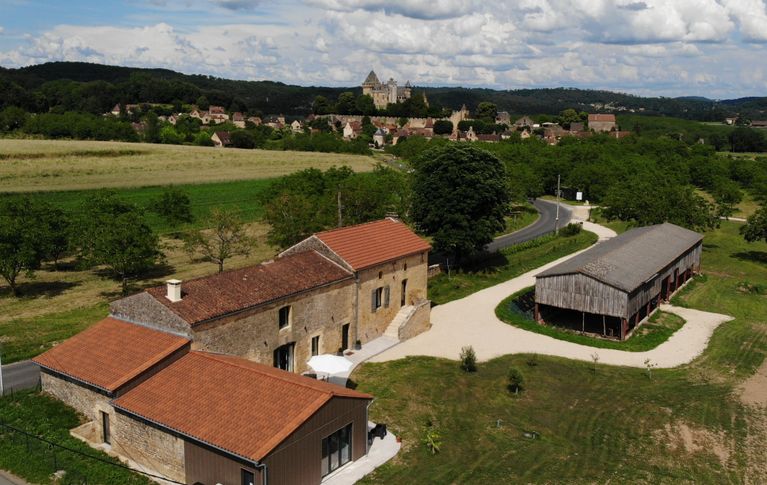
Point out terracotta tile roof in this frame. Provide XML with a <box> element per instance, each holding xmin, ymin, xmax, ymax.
<box><xmin>145</xmin><ymin>251</ymin><xmax>352</xmax><ymax>326</ymax></box>
<box><xmin>588</xmin><ymin>113</ymin><xmax>616</xmax><ymax>122</ymax></box>
<box><xmin>315</xmin><ymin>218</ymin><xmax>431</xmax><ymax>271</ymax></box>
<box><xmin>113</xmin><ymin>352</ymin><xmax>371</xmax><ymax>462</ymax></box>
<box><xmin>32</xmin><ymin>318</ymin><xmax>189</xmax><ymax>393</ymax></box>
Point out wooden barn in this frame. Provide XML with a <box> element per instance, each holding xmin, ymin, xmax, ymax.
<box><xmin>534</xmin><ymin>223</ymin><xmax>702</xmax><ymax>340</ymax></box>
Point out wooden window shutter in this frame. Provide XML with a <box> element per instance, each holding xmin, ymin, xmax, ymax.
<box><xmin>384</xmin><ymin>286</ymin><xmax>390</xmax><ymax>308</ymax></box>
<box><xmin>371</xmin><ymin>289</ymin><xmax>377</xmax><ymax>312</ymax></box>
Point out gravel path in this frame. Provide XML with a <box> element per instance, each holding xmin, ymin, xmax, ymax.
<box><xmin>370</xmin><ymin>220</ymin><xmax>733</xmax><ymax>369</ymax></box>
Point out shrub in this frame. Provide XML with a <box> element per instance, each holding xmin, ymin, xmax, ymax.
<box><xmin>560</xmin><ymin>222</ymin><xmax>583</xmax><ymax>237</ymax></box>
<box><xmin>460</xmin><ymin>345</ymin><xmax>477</xmax><ymax>372</ymax></box>
<box><xmin>508</xmin><ymin>367</ymin><xmax>525</xmax><ymax>394</ymax></box>
<box><xmin>526</xmin><ymin>353</ymin><xmax>539</xmax><ymax>367</ymax></box>
<box><xmin>423</xmin><ymin>421</ymin><xmax>442</xmax><ymax>455</ymax></box>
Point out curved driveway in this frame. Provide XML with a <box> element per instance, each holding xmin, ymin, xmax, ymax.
<box><xmin>371</xmin><ymin>220</ymin><xmax>733</xmax><ymax>369</ymax></box>
<box><xmin>487</xmin><ymin>199</ymin><xmax>572</xmax><ymax>252</ymax></box>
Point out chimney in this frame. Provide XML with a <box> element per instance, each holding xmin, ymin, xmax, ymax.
<box><xmin>166</xmin><ymin>279</ymin><xmax>182</xmax><ymax>303</ymax></box>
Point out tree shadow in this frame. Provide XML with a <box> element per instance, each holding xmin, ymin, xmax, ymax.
<box><xmin>734</xmin><ymin>251</ymin><xmax>767</xmax><ymax>265</ymax></box>
<box><xmin>0</xmin><ymin>280</ymin><xmax>80</xmax><ymax>299</ymax></box>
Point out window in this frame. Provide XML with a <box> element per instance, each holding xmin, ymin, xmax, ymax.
<box><xmin>311</xmin><ymin>336</ymin><xmax>320</xmax><ymax>356</ymax></box>
<box><xmin>273</xmin><ymin>343</ymin><xmax>294</xmax><ymax>372</ymax></box>
<box><xmin>378</xmin><ymin>271</ymin><xmax>383</xmax><ymax>279</ymax></box>
<box><xmin>241</xmin><ymin>469</ymin><xmax>255</xmax><ymax>485</ymax></box>
<box><xmin>278</xmin><ymin>306</ymin><xmax>291</xmax><ymax>329</ymax></box>
<box><xmin>322</xmin><ymin>423</ymin><xmax>353</xmax><ymax>477</ymax></box>
<box><xmin>101</xmin><ymin>411</ymin><xmax>110</xmax><ymax>445</ymax></box>
<box><xmin>401</xmin><ymin>279</ymin><xmax>408</xmax><ymax>306</ymax></box>
<box><xmin>403</xmin><ymin>263</ymin><xmax>407</xmax><ymax>271</ymax></box>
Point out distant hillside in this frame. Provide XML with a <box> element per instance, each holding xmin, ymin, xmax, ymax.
<box><xmin>1</xmin><ymin>61</ymin><xmax>765</xmax><ymax>120</ymax></box>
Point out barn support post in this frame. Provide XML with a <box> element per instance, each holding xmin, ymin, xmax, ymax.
<box><xmin>582</xmin><ymin>312</ymin><xmax>585</xmax><ymax>332</ymax></box>
<box><xmin>534</xmin><ymin>303</ymin><xmax>541</xmax><ymax>323</ymax></box>
<box><xmin>620</xmin><ymin>318</ymin><xmax>627</xmax><ymax>340</ymax></box>
<box><xmin>602</xmin><ymin>315</ymin><xmax>606</xmax><ymax>336</ymax></box>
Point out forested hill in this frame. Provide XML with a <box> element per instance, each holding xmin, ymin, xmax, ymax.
<box><xmin>1</xmin><ymin>61</ymin><xmax>765</xmax><ymax>120</ymax></box>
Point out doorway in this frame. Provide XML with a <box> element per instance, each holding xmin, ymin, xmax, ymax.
<box><xmin>341</xmin><ymin>323</ymin><xmax>350</xmax><ymax>351</ymax></box>
<box><xmin>101</xmin><ymin>411</ymin><xmax>110</xmax><ymax>445</ymax></box>
<box><xmin>401</xmin><ymin>279</ymin><xmax>408</xmax><ymax>306</ymax></box>
<box><xmin>273</xmin><ymin>343</ymin><xmax>294</xmax><ymax>372</ymax></box>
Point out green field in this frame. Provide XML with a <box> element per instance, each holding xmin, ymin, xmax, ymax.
<box><xmin>0</xmin><ymin>139</ymin><xmax>376</xmax><ymax>192</ymax></box>
<box><xmin>355</xmin><ymin>221</ymin><xmax>767</xmax><ymax>483</ymax></box>
<box><xmin>428</xmin><ymin>230</ymin><xmax>598</xmax><ymax>305</ymax></box>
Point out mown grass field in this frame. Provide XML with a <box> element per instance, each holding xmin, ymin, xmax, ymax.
<box><xmin>355</xmin><ymin>221</ymin><xmax>767</xmax><ymax>483</ymax></box>
<box><xmin>428</xmin><ymin>230</ymin><xmax>598</xmax><ymax>305</ymax></box>
<box><xmin>0</xmin><ymin>139</ymin><xmax>376</xmax><ymax>192</ymax></box>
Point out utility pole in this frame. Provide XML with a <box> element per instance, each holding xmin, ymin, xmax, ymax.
<box><xmin>0</xmin><ymin>349</ymin><xmax>4</xmax><ymax>397</ymax></box>
<box><xmin>555</xmin><ymin>173</ymin><xmax>561</xmax><ymax>235</ymax></box>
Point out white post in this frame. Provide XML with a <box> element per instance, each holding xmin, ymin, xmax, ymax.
<box><xmin>555</xmin><ymin>174</ymin><xmax>561</xmax><ymax>235</ymax></box>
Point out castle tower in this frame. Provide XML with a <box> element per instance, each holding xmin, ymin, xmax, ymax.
<box><xmin>362</xmin><ymin>70</ymin><xmax>381</xmax><ymax>97</ymax></box>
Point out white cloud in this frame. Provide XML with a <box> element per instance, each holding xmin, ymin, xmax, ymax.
<box><xmin>308</xmin><ymin>0</ymin><xmax>478</xmax><ymax>20</ymax></box>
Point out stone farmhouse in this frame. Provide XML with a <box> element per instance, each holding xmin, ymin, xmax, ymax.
<box><xmin>33</xmin><ymin>218</ymin><xmax>430</xmax><ymax>484</ymax></box>
<box><xmin>33</xmin><ymin>318</ymin><xmax>373</xmax><ymax>484</ymax></box>
<box><xmin>588</xmin><ymin>113</ymin><xmax>617</xmax><ymax>132</ymax></box>
<box><xmin>111</xmin><ymin>218</ymin><xmax>431</xmax><ymax>375</ymax></box>
<box><xmin>362</xmin><ymin>70</ymin><xmax>413</xmax><ymax>110</ymax></box>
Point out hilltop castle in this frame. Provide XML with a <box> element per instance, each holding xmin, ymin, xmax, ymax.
<box><xmin>362</xmin><ymin>70</ymin><xmax>413</xmax><ymax>110</ymax></box>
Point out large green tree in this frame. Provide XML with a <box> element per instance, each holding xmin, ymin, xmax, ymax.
<box><xmin>741</xmin><ymin>206</ymin><xmax>767</xmax><ymax>243</ymax></box>
<box><xmin>0</xmin><ymin>198</ymin><xmax>53</xmax><ymax>296</ymax></box>
<box><xmin>412</xmin><ymin>144</ymin><xmax>510</xmax><ymax>258</ymax></box>
<box><xmin>76</xmin><ymin>191</ymin><xmax>163</xmax><ymax>294</ymax></box>
<box><xmin>475</xmin><ymin>102</ymin><xmax>498</xmax><ymax>122</ymax></box>
<box><xmin>149</xmin><ymin>187</ymin><xmax>194</xmax><ymax>229</ymax></box>
<box><xmin>185</xmin><ymin>209</ymin><xmax>253</xmax><ymax>273</ymax></box>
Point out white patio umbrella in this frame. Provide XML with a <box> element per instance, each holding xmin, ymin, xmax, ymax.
<box><xmin>307</xmin><ymin>354</ymin><xmax>353</xmax><ymax>375</ymax></box>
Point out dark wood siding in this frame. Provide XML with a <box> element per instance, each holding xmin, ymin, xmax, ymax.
<box><xmin>185</xmin><ymin>441</ymin><xmax>258</xmax><ymax>485</ymax></box>
<box><xmin>183</xmin><ymin>396</ymin><xmax>369</xmax><ymax>485</ymax></box>
<box><xmin>263</xmin><ymin>397</ymin><xmax>369</xmax><ymax>485</ymax></box>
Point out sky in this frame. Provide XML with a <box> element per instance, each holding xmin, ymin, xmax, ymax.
<box><xmin>0</xmin><ymin>0</ymin><xmax>766</xmax><ymax>99</ymax></box>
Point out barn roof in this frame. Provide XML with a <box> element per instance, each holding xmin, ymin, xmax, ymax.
<box><xmin>536</xmin><ymin>223</ymin><xmax>702</xmax><ymax>292</ymax></box>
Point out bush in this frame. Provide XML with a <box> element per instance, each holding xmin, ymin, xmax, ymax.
<box><xmin>508</xmin><ymin>367</ymin><xmax>525</xmax><ymax>394</ymax></box>
<box><xmin>460</xmin><ymin>346</ymin><xmax>477</xmax><ymax>372</ymax></box>
<box><xmin>560</xmin><ymin>222</ymin><xmax>583</xmax><ymax>237</ymax></box>
<box><xmin>526</xmin><ymin>353</ymin><xmax>539</xmax><ymax>367</ymax></box>
<box><xmin>422</xmin><ymin>420</ymin><xmax>442</xmax><ymax>455</ymax></box>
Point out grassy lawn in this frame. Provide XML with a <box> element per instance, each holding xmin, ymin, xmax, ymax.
<box><xmin>589</xmin><ymin>207</ymin><xmax>631</xmax><ymax>234</ymax></box>
<box><xmin>353</xmin><ymin>220</ymin><xmax>767</xmax><ymax>483</ymax></box>
<box><xmin>540</xmin><ymin>194</ymin><xmax>589</xmax><ymax>206</ymax></box>
<box><xmin>428</xmin><ymin>231</ymin><xmax>598</xmax><ymax>306</ymax></box>
<box><xmin>0</xmin><ymin>391</ymin><xmax>151</xmax><ymax>484</ymax></box>
<box><xmin>734</xmin><ymin>191</ymin><xmax>762</xmax><ymax>219</ymax></box>
<box><xmin>496</xmin><ymin>286</ymin><xmax>685</xmax><ymax>352</ymax></box>
<box><xmin>0</xmin><ymin>139</ymin><xmax>376</xmax><ymax>192</ymax></box>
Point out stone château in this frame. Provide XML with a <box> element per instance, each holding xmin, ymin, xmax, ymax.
<box><xmin>362</xmin><ymin>70</ymin><xmax>412</xmax><ymax>110</ymax></box>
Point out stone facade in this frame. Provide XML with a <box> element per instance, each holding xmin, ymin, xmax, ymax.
<box><xmin>396</xmin><ymin>299</ymin><xmax>432</xmax><ymax>341</ymax></box>
<box><xmin>355</xmin><ymin>252</ymin><xmax>429</xmax><ymax>342</ymax></box>
<box><xmin>111</xmin><ymin>411</ymin><xmax>186</xmax><ymax>483</ymax></box>
<box><xmin>40</xmin><ymin>372</ymin><xmax>112</xmax><ymax>424</ymax></box>
<box><xmin>110</xmin><ymin>292</ymin><xmax>191</xmax><ymax>338</ymax></box>
<box><xmin>192</xmin><ymin>280</ymin><xmax>355</xmax><ymax>374</ymax></box>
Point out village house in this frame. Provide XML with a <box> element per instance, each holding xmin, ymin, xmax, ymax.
<box><xmin>588</xmin><ymin>113</ymin><xmax>617</xmax><ymax>132</ymax></box>
<box><xmin>534</xmin><ymin>223</ymin><xmax>702</xmax><ymax>340</ymax></box>
<box><xmin>33</xmin><ymin>318</ymin><xmax>374</xmax><ymax>485</ymax></box>
<box><xmin>232</xmin><ymin>112</ymin><xmax>246</xmax><ymax>128</ymax></box>
<box><xmin>343</xmin><ymin>121</ymin><xmax>362</xmax><ymax>140</ymax></box>
<box><xmin>373</xmin><ymin>128</ymin><xmax>386</xmax><ymax>147</ymax></box>
<box><xmin>110</xmin><ymin>218</ymin><xmax>431</xmax><ymax>375</ymax></box>
<box><xmin>291</xmin><ymin>119</ymin><xmax>304</xmax><ymax>133</ymax></box>
<box><xmin>514</xmin><ymin>116</ymin><xmax>535</xmax><ymax>129</ymax></box>
<box><xmin>211</xmin><ymin>131</ymin><xmax>232</xmax><ymax>147</ymax></box>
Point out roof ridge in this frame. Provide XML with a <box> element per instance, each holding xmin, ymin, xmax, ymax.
<box><xmin>195</xmin><ymin>351</ymin><xmax>371</xmax><ymax>399</ymax></box>
<box><xmin>315</xmin><ymin>218</ymin><xmax>398</xmax><ymax>236</ymax></box>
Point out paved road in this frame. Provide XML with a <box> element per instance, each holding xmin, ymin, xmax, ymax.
<box><xmin>1</xmin><ymin>360</ymin><xmax>39</xmax><ymax>395</ymax></box>
<box><xmin>486</xmin><ymin>198</ymin><xmax>572</xmax><ymax>252</ymax></box>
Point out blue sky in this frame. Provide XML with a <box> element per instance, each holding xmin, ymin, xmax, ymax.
<box><xmin>1</xmin><ymin>0</ymin><xmax>766</xmax><ymax>98</ymax></box>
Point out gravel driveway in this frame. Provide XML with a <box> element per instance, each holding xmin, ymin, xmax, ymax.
<box><xmin>370</xmin><ymin>221</ymin><xmax>733</xmax><ymax>369</ymax></box>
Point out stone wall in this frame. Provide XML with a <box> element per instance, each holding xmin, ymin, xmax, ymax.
<box><xmin>397</xmin><ymin>300</ymin><xmax>432</xmax><ymax>341</ymax></box>
<box><xmin>41</xmin><ymin>372</ymin><xmax>111</xmax><ymax>424</ymax></box>
<box><xmin>192</xmin><ymin>280</ymin><xmax>355</xmax><ymax>374</ymax></box>
<box><xmin>356</xmin><ymin>252</ymin><xmax>429</xmax><ymax>342</ymax></box>
<box><xmin>111</xmin><ymin>411</ymin><xmax>186</xmax><ymax>483</ymax></box>
<box><xmin>110</xmin><ymin>292</ymin><xmax>192</xmax><ymax>338</ymax></box>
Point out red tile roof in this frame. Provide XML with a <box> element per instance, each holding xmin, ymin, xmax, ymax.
<box><xmin>315</xmin><ymin>218</ymin><xmax>431</xmax><ymax>271</ymax></box>
<box><xmin>146</xmin><ymin>251</ymin><xmax>352</xmax><ymax>326</ymax></box>
<box><xmin>32</xmin><ymin>318</ymin><xmax>189</xmax><ymax>393</ymax></box>
<box><xmin>113</xmin><ymin>352</ymin><xmax>371</xmax><ymax>462</ymax></box>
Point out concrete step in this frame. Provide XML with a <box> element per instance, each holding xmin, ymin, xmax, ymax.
<box><xmin>383</xmin><ymin>305</ymin><xmax>414</xmax><ymax>339</ymax></box>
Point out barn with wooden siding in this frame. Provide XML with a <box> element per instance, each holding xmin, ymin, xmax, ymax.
<box><xmin>534</xmin><ymin>223</ymin><xmax>702</xmax><ymax>340</ymax></box>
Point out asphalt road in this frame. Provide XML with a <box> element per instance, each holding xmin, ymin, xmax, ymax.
<box><xmin>486</xmin><ymin>198</ymin><xmax>573</xmax><ymax>253</ymax></box>
<box><xmin>1</xmin><ymin>360</ymin><xmax>39</xmax><ymax>395</ymax></box>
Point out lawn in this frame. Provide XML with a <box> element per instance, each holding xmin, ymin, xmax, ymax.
<box><xmin>0</xmin><ymin>139</ymin><xmax>376</xmax><ymax>192</ymax></box>
<box><xmin>428</xmin><ymin>230</ymin><xmax>598</xmax><ymax>305</ymax></box>
<box><xmin>498</xmin><ymin>203</ymin><xmax>539</xmax><ymax>236</ymax></box>
<box><xmin>353</xmin><ymin>220</ymin><xmax>767</xmax><ymax>483</ymax></box>
<box><xmin>496</xmin><ymin>286</ymin><xmax>686</xmax><ymax>352</ymax></box>
<box><xmin>0</xmin><ymin>391</ymin><xmax>151</xmax><ymax>484</ymax></box>
<box><xmin>0</xmin><ymin>222</ymin><xmax>276</xmax><ymax>364</ymax></box>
